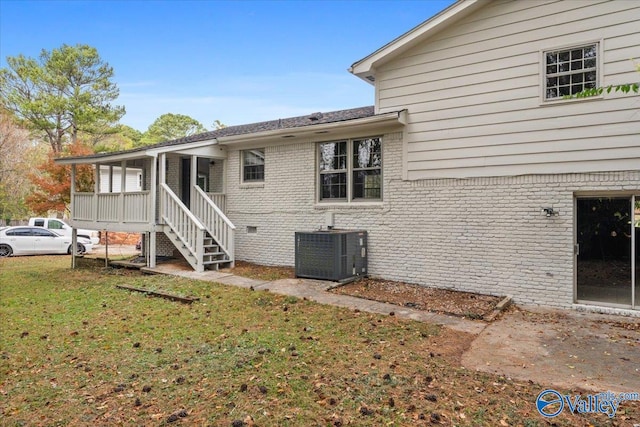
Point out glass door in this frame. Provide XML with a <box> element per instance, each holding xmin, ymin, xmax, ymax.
<box><xmin>576</xmin><ymin>197</ymin><xmax>634</xmax><ymax>307</ymax></box>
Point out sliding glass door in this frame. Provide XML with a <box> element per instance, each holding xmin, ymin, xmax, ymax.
<box><xmin>576</xmin><ymin>196</ymin><xmax>638</xmax><ymax>308</ymax></box>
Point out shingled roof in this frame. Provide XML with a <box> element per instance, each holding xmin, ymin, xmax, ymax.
<box><xmin>90</xmin><ymin>105</ymin><xmax>376</xmax><ymax>159</ymax></box>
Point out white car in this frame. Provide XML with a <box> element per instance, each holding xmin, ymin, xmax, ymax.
<box><xmin>0</xmin><ymin>226</ymin><xmax>93</xmax><ymax>257</ymax></box>
<box><xmin>28</xmin><ymin>217</ymin><xmax>100</xmax><ymax>245</ymax></box>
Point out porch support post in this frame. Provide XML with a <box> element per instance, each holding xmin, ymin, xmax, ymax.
<box><xmin>190</xmin><ymin>155</ymin><xmax>198</xmax><ymax>209</ymax></box>
<box><xmin>71</xmin><ymin>165</ymin><xmax>77</xmax><ymax>269</ymax></box>
<box><xmin>70</xmin><ymin>164</ymin><xmax>76</xmax><ymax>221</ymax></box>
<box><xmin>71</xmin><ymin>228</ymin><xmax>77</xmax><ymax>268</ymax></box>
<box><xmin>149</xmin><ymin>231</ymin><xmax>157</xmax><ymax>269</ymax></box>
<box><xmin>149</xmin><ymin>156</ymin><xmax>158</xmax><ymax>269</ymax></box>
<box><xmin>105</xmin><ymin>231</ymin><xmax>109</xmax><ymax>267</ymax></box>
<box><xmin>159</xmin><ymin>153</ymin><xmax>167</xmax><ymax>222</ymax></box>
<box><xmin>93</xmin><ymin>164</ymin><xmax>100</xmax><ymax>222</ymax></box>
<box><xmin>149</xmin><ymin>156</ymin><xmax>157</xmax><ymax>225</ymax></box>
<box><xmin>120</xmin><ymin>160</ymin><xmax>126</xmax><ymax>222</ymax></box>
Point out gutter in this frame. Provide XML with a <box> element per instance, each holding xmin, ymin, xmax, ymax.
<box><xmin>217</xmin><ymin>110</ymin><xmax>407</xmax><ymax>147</ymax></box>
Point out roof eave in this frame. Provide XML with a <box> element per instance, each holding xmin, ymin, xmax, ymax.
<box><xmin>349</xmin><ymin>0</ymin><xmax>483</xmax><ymax>82</ymax></box>
<box><xmin>217</xmin><ymin>110</ymin><xmax>407</xmax><ymax>147</ymax></box>
<box><xmin>55</xmin><ymin>149</ymin><xmax>156</xmax><ymax>165</ymax></box>
<box><xmin>55</xmin><ymin>138</ymin><xmax>220</xmax><ymax>165</ymax></box>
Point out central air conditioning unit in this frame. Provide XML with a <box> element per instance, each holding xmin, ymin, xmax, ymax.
<box><xmin>294</xmin><ymin>230</ymin><xmax>367</xmax><ymax>281</ymax></box>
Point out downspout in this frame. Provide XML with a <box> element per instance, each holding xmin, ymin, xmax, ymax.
<box><xmin>71</xmin><ymin>164</ymin><xmax>77</xmax><ymax>269</ymax></box>
<box><xmin>149</xmin><ymin>154</ymin><xmax>158</xmax><ymax>269</ymax></box>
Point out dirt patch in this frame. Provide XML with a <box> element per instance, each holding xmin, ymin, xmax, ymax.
<box><xmin>332</xmin><ymin>278</ymin><xmax>503</xmax><ymax>320</ymax></box>
<box><xmin>228</xmin><ymin>260</ymin><xmax>295</xmax><ymax>281</ymax></box>
<box><xmin>99</xmin><ymin>231</ymin><xmax>140</xmax><ymax>245</ymax></box>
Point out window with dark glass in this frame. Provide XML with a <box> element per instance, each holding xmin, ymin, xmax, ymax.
<box><xmin>544</xmin><ymin>43</ymin><xmax>598</xmax><ymax>99</ymax></box>
<box><xmin>242</xmin><ymin>149</ymin><xmax>265</xmax><ymax>182</ymax></box>
<box><xmin>353</xmin><ymin>137</ymin><xmax>382</xmax><ymax>199</ymax></box>
<box><xmin>32</xmin><ymin>228</ymin><xmax>56</xmax><ymax>237</ymax></box>
<box><xmin>319</xmin><ymin>141</ymin><xmax>347</xmax><ymax>200</ymax></box>
<box><xmin>319</xmin><ymin>137</ymin><xmax>382</xmax><ymax>202</ymax></box>
<box><xmin>6</xmin><ymin>228</ymin><xmax>33</xmax><ymax>236</ymax></box>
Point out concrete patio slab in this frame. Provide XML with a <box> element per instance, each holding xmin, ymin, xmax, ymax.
<box><xmin>462</xmin><ymin>307</ymin><xmax>640</xmax><ymax>393</ymax></box>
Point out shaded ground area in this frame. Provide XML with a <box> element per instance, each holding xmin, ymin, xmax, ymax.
<box><xmin>332</xmin><ymin>278</ymin><xmax>502</xmax><ymax>320</ymax></box>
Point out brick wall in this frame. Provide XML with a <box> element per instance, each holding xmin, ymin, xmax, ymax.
<box><xmin>225</xmin><ymin>132</ymin><xmax>640</xmax><ymax>308</ymax></box>
<box><xmin>209</xmin><ymin>161</ymin><xmax>224</xmax><ymax>194</ymax></box>
<box><xmin>166</xmin><ymin>155</ymin><xmax>180</xmax><ymax>195</ymax></box>
<box><xmin>156</xmin><ymin>232</ymin><xmax>176</xmax><ymax>257</ymax></box>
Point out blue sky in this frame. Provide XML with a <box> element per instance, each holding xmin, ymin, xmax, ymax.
<box><xmin>0</xmin><ymin>0</ymin><xmax>454</xmax><ymax>131</ymax></box>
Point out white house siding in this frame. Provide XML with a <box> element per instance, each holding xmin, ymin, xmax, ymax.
<box><xmin>375</xmin><ymin>0</ymin><xmax>640</xmax><ymax>179</ymax></box>
<box><xmin>99</xmin><ymin>166</ymin><xmax>143</xmax><ymax>192</ymax></box>
<box><xmin>224</xmin><ymin>132</ymin><xmax>640</xmax><ymax>308</ymax></box>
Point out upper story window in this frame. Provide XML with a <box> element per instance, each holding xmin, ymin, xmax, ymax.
<box><xmin>544</xmin><ymin>43</ymin><xmax>598</xmax><ymax>100</ymax></box>
<box><xmin>319</xmin><ymin>137</ymin><xmax>382</xmax><ymax>202</ymax></box>
<box><xmin>242</xmin><ymin>149</ymin><xmax>265</xmax><ymax>182</ymax></box>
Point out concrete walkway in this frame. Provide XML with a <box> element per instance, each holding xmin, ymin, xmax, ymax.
<box><xmin>140</xmin><ymin>264</ymin><xmax>486</xmax><ymax>334</ymax></box>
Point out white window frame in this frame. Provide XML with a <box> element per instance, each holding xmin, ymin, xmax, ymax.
<box><xmin>540</xmin><ymin>40</ymin><xmax>602</xmax><ymax>103</ymax></box>
<box><xmin>241</xmin><ymin>149</ymin><xmax>265</xmax><ymax>183</ymax></box>
<box><xmin>317</xmin><ymin>136</ymin><xmax>383</xmax><ymax>204</ymax></box>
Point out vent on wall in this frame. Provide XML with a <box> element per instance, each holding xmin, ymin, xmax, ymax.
<box><xmin>295</xmin><ymin>230</ymin><xmax>367</xmax><ymax>282</ymax></box>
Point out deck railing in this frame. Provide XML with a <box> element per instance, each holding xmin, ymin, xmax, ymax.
<box><xmin>206</xmin><ymin>192</ymin><xmax>226</xmax><ymax>213</ymax></box>
<box><xmin>123</xmin><ymin>192</ymin><xmax>150</xmax><ymax>222</ymax></box>
<box><xmin>97</xmin><ymin>193</ymin><xmax>120</xmax><ymax>222</ymax></box>
<box><xmin>73</xmin><ymin>193</ymin><xmax>94</xmax><ymax>221</ymax></box>
<box><xmin>193</xmin><ymin>186</ymin><xmax>235</xmax><ymax>263</ymax></box>
<box><xmin>72</xmin><ymin>191</ymin><xmax>151</xmax><ymax>223</ymax></box>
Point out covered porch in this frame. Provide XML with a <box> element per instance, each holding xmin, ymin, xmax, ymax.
<box><xmin>59</xmin><ymin>140</ymin><xmax>235</xmax><ymax>271</ymax></box>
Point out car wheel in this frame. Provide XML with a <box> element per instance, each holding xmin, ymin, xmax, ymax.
<box><xmin>68</xmin><ymin>243</ymin><xmax>86</xmax><ymax>255</ymax></box>
<box><xmin>0</xmin><ymin>244</ymin><xmax>12</xmax><ymax>257</ymax></box>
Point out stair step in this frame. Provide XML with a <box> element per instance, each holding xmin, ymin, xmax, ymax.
<box><xmin>203</xmin><ymin>251</ymin><xmax>225</xmax><ymax>257</ymax></box>
<box><xmin>203</xmin><ymin>259</ymin><xmax>232</xmax><ymax>266</ymax></box>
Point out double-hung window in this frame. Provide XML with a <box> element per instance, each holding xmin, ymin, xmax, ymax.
<box><xmin>242</xmin><ymin>149</ymin><xmax>265</xmax><ymax>182</ymax></box>
<box><xmin>544</xmin><ymin>43</ymin><xmax>598</xmax><ymax>100</ymax></box>
<box><xmin>319</xmin><ymin>137</ymin><xmax>382</xmax><ymax>202</ymax></box>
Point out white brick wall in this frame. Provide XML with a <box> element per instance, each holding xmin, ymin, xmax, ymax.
<box><xmin>209</xmin><ymin>161</ymin><xmax>224</xmax><ymax>194</ymax></box>
<box><xmin>156</xmin><ymin>232</ymin><xmax>176</xmax><ymax>257</ymax></box>
<box><xmin>224</xmin><ymin>132</ymin><xmax>640</xmax><ymax>308</ymax></box>
<box><xmin>166</xmin><ymin>155</ymin><xmax>180</xmax><ymax>195</ymax></box>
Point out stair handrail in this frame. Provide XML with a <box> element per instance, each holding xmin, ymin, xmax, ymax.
<box><xmin>160</xmin><ymin>183</ymin><xmax>205</xmax><ymax>264</ymax></box>
<box><xmin>192</xmin><ymin>185</ymin><xmax>236</xmax><ymax>260</ymax></box>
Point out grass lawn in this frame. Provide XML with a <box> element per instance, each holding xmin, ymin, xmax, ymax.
<box><xmin>0</xmin><ymin>257</ymin><xmax>632</xmax><ymax>426</ymax></box>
